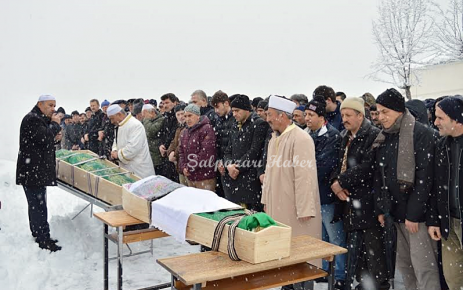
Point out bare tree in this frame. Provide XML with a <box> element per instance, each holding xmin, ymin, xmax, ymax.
<box><xmin>434</xmin><ymin>0</ymin><xmax>463</xmax><ymax>60</ymax></box>
<box><xmin>370</xmin><ymin>0</ymin><xmax>437</xmax><ymax>100</ymax></box>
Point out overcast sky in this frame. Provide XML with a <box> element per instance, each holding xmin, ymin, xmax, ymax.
<box><xmin>0</xmin><ymin>0</ymin><xmax>447</xmax><ymax>160</ymax></box>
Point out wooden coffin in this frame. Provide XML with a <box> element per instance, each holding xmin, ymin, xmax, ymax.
<box><xmin>122</xmin><ymin>187</ymin><xmax>292</xmax><ymax>264</ymax></box>
<box><xmin>186</xmin><ymin>214</ymin><xmax>292</xmax><ymax>264</ymax></box>
<box><xmin>122</xmin><ymin>185</ymin><xmax>151</xmax><ymax>223</ymax></box>
<box><xmin>56</xmin><ymin>150</ymin><xmax>140</xmax><ymax>206</ymax></box>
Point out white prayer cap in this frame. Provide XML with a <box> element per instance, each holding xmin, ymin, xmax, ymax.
<box><xmin>268</xmin><ymin>95</ymin><xmax>296</xmax><ymax>114</ymax></box>
<box><xmin>107</xmin><ymin>104</ymin><xmax>122</xmax><ymax>116</ymax></box>
<box><xmin>142</xmin><ymin>104</ymin><xmax>155</xmax><ymax>111</ymax></box>
<box><xmin>38</xmin><ymin>95</ymin><xmax>56</xmax><ymax>102</ymax></box>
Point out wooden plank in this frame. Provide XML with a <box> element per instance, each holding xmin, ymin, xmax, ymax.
<box><xmin>107</xmin><ymin>229</ymin><xmax>169</xmax><ymax>244</ymax></box>
<box><xmin>174</xmin><ymin>263</ymin><xmax>327</xmax><ymax>290</ymax></box>
<box><xmin>157</xmin><ymin>235</ymin><xmax>347</xmax><ymax>286</ymax></box>
<box><xmin>94</xmin><ymin>210</ymin><xmax>144</xmax><ymax>227</ymax></box>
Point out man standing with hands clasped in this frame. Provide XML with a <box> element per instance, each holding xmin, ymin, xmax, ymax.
<box><xmin>16</xmin><ymin>95</ymin><xmax>63</xmax><ymax>252</ymax></box>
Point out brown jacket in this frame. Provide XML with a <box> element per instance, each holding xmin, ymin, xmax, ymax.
<box><xmin>167</xmin><ymin>125</ymin><xmax>185</xmax><ymax>173</ymax></box>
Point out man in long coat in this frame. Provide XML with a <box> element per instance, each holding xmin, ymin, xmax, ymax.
<box><xmin>108</xmin><ymin>104</ymin><xmax>155</xmax><ymax>178</ymax></box>
<box><xmin>261</xmin><ymin>95</ymin><xmax>322</xmax><ymax>290</ymax></box>
<box><xmin>16</xmin><ymin>95</ymin><xmax>62</xmax><ymax>252</ymax></box>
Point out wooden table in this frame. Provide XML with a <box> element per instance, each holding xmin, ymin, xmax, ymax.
<box><xmin>157</xmin><ymin>235</ymin><xmax>347</xmax><ymax>290</ymax></box>
<box><xmin>94</xmin><ymin>210</ymin><xmax>170</xmax><ymax>290</ymax></box>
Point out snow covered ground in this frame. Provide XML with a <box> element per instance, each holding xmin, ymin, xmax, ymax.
<box><xmin>0</xmin><ymin>159</ymin><xmax>404</xmax><ymax>290</ymax></box>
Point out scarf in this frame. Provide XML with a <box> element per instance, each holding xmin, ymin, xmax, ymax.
<box><xmin>372</xmin><ymin>109</ymin><xmax>416</xmax><ymax>188</ymax></box>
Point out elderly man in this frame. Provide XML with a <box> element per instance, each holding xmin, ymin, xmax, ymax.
<box><xmin>107</xmin><ymin>104</ymin><xmax>155</xmax><ymax>178</ymax></box>
<box><xmin>427</xmin><ymin>96</ymin><xmax>463</xmax><ymax>290</ymax></box>
<box><xmin>262</xmin><ymin>95</ymin><xmax>322</xmax><ymax>290</ymax></box>
<box><xmin>374</xmin><ymin>88</ymin><xmax>438</xmax><ymax>290</ymax></box>
<box><xmin>331</xmin><ymin>97</ymin><xmax>389</xmax><ymax>290</ymax></box>
<box><xmin>178</xmin><ymin>104</ymin><xmax>217</xmax><ymax>191</ymax></box>
<box><xmin>16</xmin><ymin>95</ymin><xmax>62</xmax><ymax>252</ymax></box>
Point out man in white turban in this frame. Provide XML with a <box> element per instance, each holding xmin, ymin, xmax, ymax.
<box><xmin>107</xmin><ymin>104</ymin><xmax>155</xmax><ymax>178</ymax></box>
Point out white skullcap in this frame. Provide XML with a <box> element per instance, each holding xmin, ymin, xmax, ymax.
<box><xmin>107</xmin><ymin>104</ymin><xmax>122</xmax><ymax>116</ymax></box>
<box><xmin>268</xmin><ymin>95</ymin><xmax>296</xmax><ymax>114</ymax></box>
<box><xmin>142</xmin><ymin>104</ymin><xmax>155</xmax><ymax>111</ymax></box>
<box><xmin>38</xmin><ymin>95</ymin><xmax>56</xmax><ymax>102</ymax></box>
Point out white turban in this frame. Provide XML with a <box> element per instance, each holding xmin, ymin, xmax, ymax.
<box><xmin>268</xmin><ymin>95</ymin><xmax>296</xmax><ymax>114</ymax></box>
<box><xmin>107</xmin><ymin>104</ymin><xmax>122</xmax><ymax>116</ymax></box>
<box><xmin>38</xmin><ymin>95</ymin><xmax>56</xmax><ymax>102</ymax></box>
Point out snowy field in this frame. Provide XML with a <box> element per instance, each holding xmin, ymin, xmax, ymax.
<box><xmin>0</xmin><ymin>159</ymin><xmax>404</xmax><ymax>290</ymax></box>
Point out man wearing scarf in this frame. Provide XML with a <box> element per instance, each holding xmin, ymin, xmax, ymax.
<box><xmin>373</xmin><ymin>88</ymin><xmax>439</xmax><ymax>290</ymax></box>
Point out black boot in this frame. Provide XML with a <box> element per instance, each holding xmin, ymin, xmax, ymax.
<box><xmin>38</xmin><ymin>240</ymin><xmax>62</xmax><ymax>252</ymax></box>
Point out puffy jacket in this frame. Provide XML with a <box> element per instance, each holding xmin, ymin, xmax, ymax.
<box><xmin>179</xmin><ymin>116</ymin><xmax>216</xmax><ymax>181</ymax></box>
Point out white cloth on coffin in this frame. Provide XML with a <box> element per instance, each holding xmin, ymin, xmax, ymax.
<box><xmin>150</xmin><ymin>187</ymin><xmax>241</xmax><ymax>243</ymax></box>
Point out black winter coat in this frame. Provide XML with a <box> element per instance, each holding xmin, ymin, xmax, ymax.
<box><xmin>16</xmin><ymin>106</ymin><xmax>61</xmax><ymax>187</ymax></box>
<box><xmin>374</xmin><ymin>121</ymin><xmax>435</xmax><ymax>223</ymax></box>
<box><xmin>427</xmin><ymin>135</ymin><xmax>463</xmax><ymax>242</ymax></box>
<box><xmin>223</xmin><ymin>112</ymin><xmax>269</xmax><ymax>204</ymax></box>
<box><xmin>160</xmin><ymin>109</ymin><xmax>178</xmax><ymax>149</ymax></box>
<box><xmin>332</xmin><ymin>119</ymin><xmax>380</xmax><ymax>231</ymax></box>
<box><xmin>215</xmin><ymin>110</ymin><xmax>235</xmax><ymax>160</ymax></box>
<box><xmin>309</xmin><ymin>124</ymin><xmax>341</xmax><ymax>205</ymax></box>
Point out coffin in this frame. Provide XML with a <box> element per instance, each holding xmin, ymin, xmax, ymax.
<box><xmin>122</xmin><ymin>187</ymin><xmax>292</xmax><ymax>264</ymax></box>
<box><xmin>56</xmin><ymin>150</ymin><xmax>140</xmax><ymax>206</ymax></box>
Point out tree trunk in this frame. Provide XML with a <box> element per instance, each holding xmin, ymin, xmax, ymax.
<box><xmin>405</xmin><ymin>86</ymin><xmax>412</xmax><ymax>100</ymax></box>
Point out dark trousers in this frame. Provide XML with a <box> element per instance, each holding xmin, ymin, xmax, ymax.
<box><xmin>23</xmin><ymin>186</ymin><xmax>50</xmax><ymax>242</ymax></box>
<box><xmin>345</xmin><ymin>226</ymin><xmax>389</xmax><ymax>290</ymax></box>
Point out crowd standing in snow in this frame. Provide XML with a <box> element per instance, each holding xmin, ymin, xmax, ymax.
<box><xmin>16</xmin><ymin>87</ymin><xmax>463</xmax><ymax>290</ymax></box>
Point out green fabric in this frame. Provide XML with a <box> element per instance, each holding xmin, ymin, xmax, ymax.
<box><xmin>56</xmin><ymin>150</ymin><xmax>137</xmax><ymax>186</ymax></box>
<box><xmin>195</xmin><ymin>210</ymin><xmax>277</xmax><ymax>231</ymax></box>
<box><xmin>238</xmin><ymin>213</ymin><xmax>277</xmax><ymax>231</ymax></box>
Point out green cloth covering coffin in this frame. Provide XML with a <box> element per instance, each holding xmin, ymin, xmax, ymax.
<box><xmin>196</xmin><ymin>210</ymin><xmax>277</xmax><ymax>232</ymax></box>
<box><xmin>56</xmin><ymin>149</ymin><xmax>137</xmax><ymax>186</ymax></box>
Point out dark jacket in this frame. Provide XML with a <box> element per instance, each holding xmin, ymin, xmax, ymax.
<box><xmin>179</xmin><ymin>116</ymin><xmax>216</xmax><ymax>182</ymax></box>
<box><xmin>86</xmin><ymin>109</ymin><xmax>104</xmax><ymax>154</ymax></box>
<box><xmin>215</xmin><ymin>110</ymin><xmax>235</xmax><ymax>160</ymax></box>
<box><xmin>143</xmin><ymin>114</ymin><xmax>165</xmax><ymax>167</ymax></box>
<box><xmin>201</xmin><ymin>105</ymin><xmax>220</xmax><ymax>128</ymax></box>
<box><xmin>64</xmin><ymin>123</ymin><xmax>84</xmax><ymax>149</ymax></box>
<box><xmin>332</xmin><ymin>119</ymin><xmax>380</xmax><ymax>231</ymax></box>
<box><xmin>327</xmin><ymin>101</ymin><xmax>344</xmax><ymax>132</ymax></box>
<box><xmin>102</xmin><ymin>114</ymin><xmax>115</xmax><ymax>158</ymax></box>
<box><xmin>16</xmin><ymin>106</ymin><xmax>61</xmax><ymax>187</ymax></box>
<box><xmin>257</xmin><ymin>126</ymin><xmax>273</xmax><ymax>178</ymax></box>
<box><xmin>427</xmin><ymin>135</ymin><xmax>463</xmax><ymax>243</ymax></box>
<box><xmin>160</xmin><ymin>109</ymin><xmax>178</xmax><ymax>149</ymax></box>
<box><xmin>374</xmin><ymin>121</ymin><xmax>435</xmax><ymax>223</ymax></box>
<box><xmin>223</xmin><ymin>112</ymin><xmax>269</xmax><ymax>204</ymax></box>
<box><xmin>308</xmin><ymin>124</ymin><xmax>341</xmax><ymax>205</ymax></box>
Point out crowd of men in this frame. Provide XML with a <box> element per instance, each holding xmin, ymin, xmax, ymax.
<box><xmin>16</xmin><ymin>86</ymin><xmax>463</xmax><ymax>290</ymax></box>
